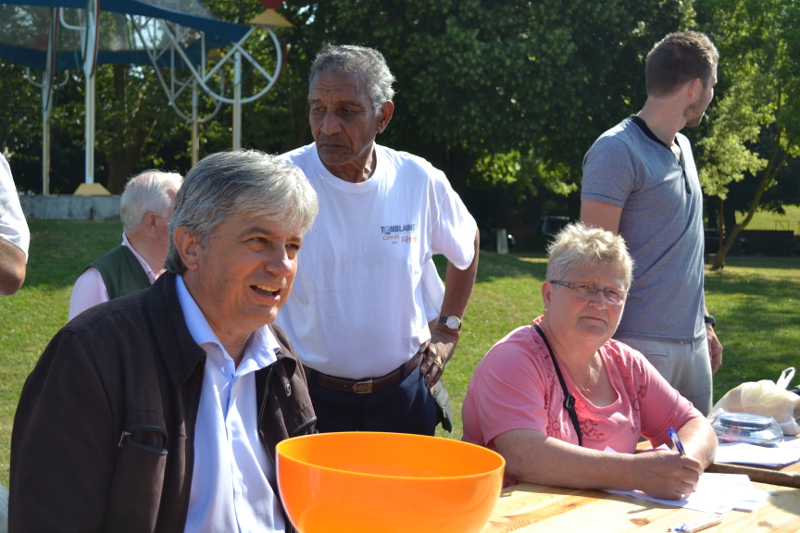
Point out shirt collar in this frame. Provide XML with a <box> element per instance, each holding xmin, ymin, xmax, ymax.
<box><xmin>175</xmin><ymin>275</ymin><xmax>279</xmax><ymax>375</ymax></box>
<box><xmin>122</xmin><ymin>232</ymin><xmax>157</xmax><ymax>280</ymax></box>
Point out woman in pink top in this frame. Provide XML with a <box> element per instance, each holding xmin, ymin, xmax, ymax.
<box><xmin>462</xmin><ymin>222</ymin><xmax>717</xmax><ymax>500</ymax></box>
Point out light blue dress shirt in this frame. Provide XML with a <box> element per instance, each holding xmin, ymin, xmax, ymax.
<box><xmin>176</xmin><ymin>276</ymin><xmax>286</xmax><ymax>533</ymax></box>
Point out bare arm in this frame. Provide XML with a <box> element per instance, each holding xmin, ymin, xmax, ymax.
<box><xmin>494</xmin><ymin>428</ymin><xmax>705</xmax><ymax>500</ymax></box>
<box><xmin>420</xmin><ymin>228</ymin><xmax>479</xmax><ymax>386</ymax></box>
<box><xmin>580</xmin><ymin>200</ymin><xmax>623</xmax><ymax>234</ymax></box>
<box><xmin>0</xmin><ymin>237</ymin><xmax>26</xmax><ymax>295</ymax></box>
<box><xmin>675</xmin><ymin>415</ymin><xmax>718</xmax><ymax>468</ymax></box>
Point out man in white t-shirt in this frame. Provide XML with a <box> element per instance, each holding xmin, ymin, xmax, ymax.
<box><xmin>0</xmin><ymin>153</ymin><xmax>30</xmax><ymax>532</ymax></box>
<box><xmin>0</xmin><ymin>153</ymin><xmax>30</xmax><ymax>296</ymax></box>
<box><xmin>68</xmin><ymin>170</ymin><xmax>182</xmax><ymax>320</ymax></box>
<box><xmin>277</xmin><ymin>44</ymin><xmax>479</xmax><ymax>435</ymax></box>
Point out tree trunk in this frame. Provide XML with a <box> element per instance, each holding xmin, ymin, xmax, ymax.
<box><xmin>102</xmin><ymin>64</ymin><xmax>160</xmax><ymax>193</ymax></box>
<box><xmin>711</xmin><ymin>148</ymin><xmax>789</xmax><ymax>271</ymax></box>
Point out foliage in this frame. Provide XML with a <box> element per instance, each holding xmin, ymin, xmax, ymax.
<box><xmin>697</xmin><ymin>0</ymin><xmax>800</xmax><ymax>269</ymax></box>
<box><xmin>3</xmin><ymin>0</ymin><xmax>798</xmax><ymax>232</ymax></box>
<box><xmin>0</xmin><ymin>61</ymin><xmax>48</xmax><ymax>189</ymax></box>
<box><xmin>266</xmin><ymin>0</ymin><xmax>693</xmax><ymax>195</ymax></box>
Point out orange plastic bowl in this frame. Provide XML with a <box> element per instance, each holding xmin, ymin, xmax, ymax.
<box><xmin>276</xmin><ymin>431</ymin><xmax>505</xmax><ymax>533</ymax></box>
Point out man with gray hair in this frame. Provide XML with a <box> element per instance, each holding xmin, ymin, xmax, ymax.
<box><xmin>68</xmin><ymin>169</ymin><xmax>183</xmax><ymax>320</ymax></box>
<box><xmin>581</xmin><ymin>31</ymin><xmax>722</xmax><ymax>415</ymax></box>
<box><xmin>11</xmin><ymin>150</ymin><xmax>318</xmax><ymax>532</ymax></box>
<box><xmin>277</xmin><ymin>44</ymin><xmax>479</xmax><ymax>435</ymax></box>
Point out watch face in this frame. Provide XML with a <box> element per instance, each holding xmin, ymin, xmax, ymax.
<box><xmin>446</xmin><ymin>316</ymin><xmax>460</xmax><ymax>330</ymax></box>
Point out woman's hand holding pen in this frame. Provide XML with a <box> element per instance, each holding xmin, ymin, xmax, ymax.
<box><xmin>632</xmin><ymin>449</ymin><xmax>704</xmax><ymax>500</ymax></box>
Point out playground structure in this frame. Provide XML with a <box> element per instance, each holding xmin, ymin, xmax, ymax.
<box><xmin>0</xmin><ymin>0</ymin><xmax>292</xmax><ymax>193</ymax></box>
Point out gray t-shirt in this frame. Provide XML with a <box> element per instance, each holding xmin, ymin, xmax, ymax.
<box><xmin>581</xmin><ymin>117</ymin><xmax>705</xmax><ymax>343</ymax></box>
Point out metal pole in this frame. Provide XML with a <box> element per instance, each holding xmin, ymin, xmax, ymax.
<box><xmin>232</xmin><ymin>50</ymin><xmax>241</xmax><ymax>150</ymax></box>
<box><xmin>42</xmin><ymin>108</ymin><xmax>50</xmax><ymax>195</ymax></box>
<box><xmin>192</xmin><ymin>80</ymin><xmax>199</xmax><ymax>166</ymax></box>
<box><xmin>85</xmin><ymin>71</ymin><xmax>95</xmax><ymax>184</ymax></box>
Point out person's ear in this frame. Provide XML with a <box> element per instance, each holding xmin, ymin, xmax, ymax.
<box><xmin>542</xmin><ymin>281</ymin><xmax>552</xmax><ymax>308</ymax></box>
<box><xmin>173</xmin><ymin>226</ymin><xmax>200</xmax><ymax>271</ymax></box>
<box><xmin>376</xmin><ymin>101</ymin><xmax>394</xmax><ymax>133</ymax></box>
<box><xmin>687</xmin><ymin>78</ymin><xmax>704</xmax><ymax>100</ymax></box>
<box><xmin>144</xmin><ymin>212</ymin><xmax>159</xmax><ymax>234</ymax></box>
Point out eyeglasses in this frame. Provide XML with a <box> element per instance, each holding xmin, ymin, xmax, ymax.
<box><xmin>550</xmin><ymin>280</ymin><xmax>628</xmax><ymax>304</ymax></box>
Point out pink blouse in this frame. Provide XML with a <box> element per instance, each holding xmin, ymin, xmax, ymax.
<box><xmin>462</xmin><ymin>317</ymin><xmax>700</xmax><ymax>485</ymax></box>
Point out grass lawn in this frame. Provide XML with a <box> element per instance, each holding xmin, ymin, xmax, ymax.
<box><xmin>1</xmin><ymin>219</ymin><xmax>800</xmax><ymax>488</ymax></box>
<box><xmin>739</xmin><ymin>204</ymin><xmax>800</xmax><ymax>234</ymax></box>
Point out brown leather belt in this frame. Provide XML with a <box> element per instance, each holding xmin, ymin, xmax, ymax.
<box><xmin>307</xmin><ymin>352</ymin><xmax>423</xmax><ymax>394</ymax></box>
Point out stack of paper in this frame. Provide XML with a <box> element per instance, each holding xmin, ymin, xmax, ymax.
<box><xmin>715</xmin><ymin>437</ymin><xmax>800</xmax><ymax>468</ymax></box>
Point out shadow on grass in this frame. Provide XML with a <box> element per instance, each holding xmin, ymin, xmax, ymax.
<box><xmin>716</xmin><ymin>256</ymin><xmax>800</xmax><ymax>271</ymax></box>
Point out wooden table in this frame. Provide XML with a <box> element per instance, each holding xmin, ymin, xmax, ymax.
<box><xmin>479</xmin><ymin>481</ymin><xmax>800</xmax><ymax>532</ymax></box>
<box><xmin>480</xmin><ymin>459</ymin><xmax>800</xmax><ymax>532</ymax></box>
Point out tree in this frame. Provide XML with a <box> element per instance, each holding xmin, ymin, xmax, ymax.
<box><xmin>244</xmin><ymin>0</ymin><xmax>693</xmax><ymax>204</ymax></box>
<box><xmin>0</xmin><ymin>61</ymin><xmax>57</xmax><ymax>191</ymax></box>
<box><xmin>697</xmin><ymin>0</ymin><xmax>800</xmax><ymax>269</ymax></box>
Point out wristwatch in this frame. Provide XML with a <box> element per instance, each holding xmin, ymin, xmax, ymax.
<box><xmin>704</xmin><ymin>315</ymin><xmax>716</xmax><ymax>327</ymax></box>
<box><xmin>438</xmin><ymin>315</ymin><xmax>462</xmax><ymax>331</ymax></box>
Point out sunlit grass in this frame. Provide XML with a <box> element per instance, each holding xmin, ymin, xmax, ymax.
<box><xmin>738</xmin><ymin>205</ymin><xmax>800</xmax><ymax>235</ymax></box>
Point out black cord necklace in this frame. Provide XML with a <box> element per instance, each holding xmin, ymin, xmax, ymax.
<box><xmin>534</xmin><ymin>324</ymin><xmax>583</xmax><ymax>446</ymax></box>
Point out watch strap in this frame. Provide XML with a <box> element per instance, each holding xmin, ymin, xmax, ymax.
<box><xmin>438</xmin><ymin>315</ymin><xmax>462</xmax><ymax>331</ymax></box>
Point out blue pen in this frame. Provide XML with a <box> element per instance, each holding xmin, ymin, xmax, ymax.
<box><xmin>669</xmin><ymin>427</ymin><xmax>686</xmax><ymax>455</ymax></box>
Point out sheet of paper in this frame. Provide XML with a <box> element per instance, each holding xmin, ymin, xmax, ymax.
<box><xmin>714</xmin><ymin>440</ymin><xmax>800</xmax><ymax>468</ymax></box>
<box><xmin>601</xmin><ymin>446</ymin><xmax>769</xmax><ymax>514</ymax></box>
<box><xmin>605</xmin><ymin>473</ymin><xmax>769</xmax><ymax>514</ymax></box>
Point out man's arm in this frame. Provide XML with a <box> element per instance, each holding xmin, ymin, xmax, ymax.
<box><xmin>68</xmin><ymin>267</ymin><xmax>111</xmax><ymax>321</ymax></box>
<box><xmin>0</xmin><ymin>237</ymin><xmax>26</xmax><ymax>295</ymax></box>
<box><xmin>580</xmin><ymin>200</ymin><xmax>623</xmax><ymax>233</ymax></box>
<box><xmin>420</xmin><ymin>228</ymin><xmax>479</xmax><ymax>387</ymax></box>
<box><xmin>0</xmin><ymin>155</ymin><xmax>30</xmax><ymax>295</ymax></box>
<box><xmin>705</xmin><ymin>306</ymin><xmax>723</xmax><ymax>374</ymax></box>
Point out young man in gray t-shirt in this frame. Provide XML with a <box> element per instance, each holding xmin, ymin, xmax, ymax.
<box><xmin>580</xmin><ymin>31</ymin><xmax>722</xmax><ymax>415</ymax></box>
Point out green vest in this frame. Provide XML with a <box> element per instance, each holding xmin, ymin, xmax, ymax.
<box><xmin>89</xmin><ymin>245</ymin><xmax>152</xmax><ymax>300</ymax></box>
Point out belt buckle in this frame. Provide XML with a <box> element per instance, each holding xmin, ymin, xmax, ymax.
<box><xmin>352</xmin><ymin>379</ymin><xmax>374</xmax><ymax>394</ymax></box>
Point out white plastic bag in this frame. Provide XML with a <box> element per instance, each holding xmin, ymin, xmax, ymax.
<box><xmin>708</xmin><ymin>367</ymin><xmax>800</xmax><ymax>436</ymax></box>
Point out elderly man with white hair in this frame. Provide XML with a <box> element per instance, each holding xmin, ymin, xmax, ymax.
<box><xmin>68</xmin><ymin>169</ymin><xmax>182</xmax><ymax>320</ymax></box>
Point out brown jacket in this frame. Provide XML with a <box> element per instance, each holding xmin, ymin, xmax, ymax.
<box><xmin>10</xmin><ymin>273</ymin><xmax>316</xmax><ymax>532</ymax></box>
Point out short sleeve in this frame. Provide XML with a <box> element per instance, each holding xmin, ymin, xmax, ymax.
<box><xmin>428</xmin><ymin>167</ymin><xmax>477</xmax><ymax>269</ymax></box>
<box><xmin>0</xmin><ymin>154</ymin><xmax>30</xmax><ymax>258</ymax></box>
<box><xmin>581</xmin><ymin>134</ymin><xmax>637</xmax><ymax>208</ymax></box>
<box><xmin>462</xmin><ymin>327</ymin><xmax>551</xmax><ymax>447</ymax></box>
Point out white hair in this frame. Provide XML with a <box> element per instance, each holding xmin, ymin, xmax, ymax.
<box><xmin>120</xmin><ymin>170</ymin><xmax>183</xmax><ymax>233</ymax></box>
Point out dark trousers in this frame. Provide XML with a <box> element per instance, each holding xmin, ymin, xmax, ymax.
<box><xmin>308</xmin><ymin>365</ymin><xmax>437</xmax><ymax>435</ymax></box>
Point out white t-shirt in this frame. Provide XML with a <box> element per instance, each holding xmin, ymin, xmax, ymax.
<box><xmin>277</xmin><ymin>143</ymin><xmax>477</xmax><ymax>379</ymax></box>
<box><xmin>0</xmin><ymin>154</ymin><xmax>30</xmax><ymax>259</ymax></box>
